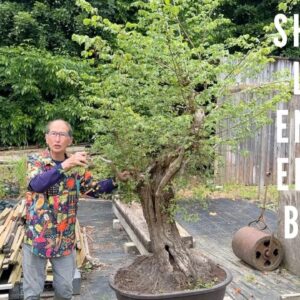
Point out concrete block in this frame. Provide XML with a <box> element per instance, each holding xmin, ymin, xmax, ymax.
<box><xmin>123</xmin><ymin>242</ymin><xmax>138</xmax><ymax>254</ymax></box>
<box><xmin>72</xmin><ymin>268</ymin><xmax>81</xmax><ymax>295</ymax></box>
<box><xmin>113</xmin><ymin>219</ymin><xmax>123</xmax><ymax>230</ymax></box>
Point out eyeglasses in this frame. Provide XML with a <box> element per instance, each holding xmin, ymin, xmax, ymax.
<box><xmin>47</xmin><ymin>131</ymin><xmax>70</xmax><ymax>138</ymax></box>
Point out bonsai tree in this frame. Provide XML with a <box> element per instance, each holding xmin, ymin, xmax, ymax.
<box><xmin>74</xmin><ymin>0</ymin><xmax>291</xmax><ymax>293</ymax></box>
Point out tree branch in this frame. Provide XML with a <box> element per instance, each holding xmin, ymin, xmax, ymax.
<box><xmin>155</xmin><ymin>147</ymin><xmax>185</xmax><ymax>198</ymax></box>
<box><xmin>89</xmin><ymin>152</ymin><xmax>118</xmax><ymax>173</ymax></box>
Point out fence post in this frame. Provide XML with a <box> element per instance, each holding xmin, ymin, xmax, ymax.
<box><xmin>278</xmin><ymin>191</ymin><xmax>300</xmax><ymax>275</ymax></box>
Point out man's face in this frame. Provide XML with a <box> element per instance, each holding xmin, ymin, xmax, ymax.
<box><xmin>45</xmin><ymin>120</ymin><xmax>72</xmax><ymax>156</ymax></box>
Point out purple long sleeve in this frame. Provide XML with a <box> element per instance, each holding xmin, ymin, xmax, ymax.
<box><xmin>29</xmin><ymin>163</ymin><xmax>64</xmax><ymax>193</ymax></box>
<box><xmin>97</xmin><ymin>178</ymin><xmax>116</xmax><ymax>193</ymax></box>
<box><xmin>84</xmin><ymin>178</ymin><xmax>117</xmax><ymax>197</ymax></box>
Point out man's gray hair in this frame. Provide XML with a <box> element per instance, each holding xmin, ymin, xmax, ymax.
<box><xmin>45</xmin><ymin>119</ymin><xmax>73</xmax><ymax>137</ymax></box>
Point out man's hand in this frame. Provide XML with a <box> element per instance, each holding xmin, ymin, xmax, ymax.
<box><xmin>61</xmin><ymin>152</ymin><xmax>88</xmax><ymax>172</ymax></box>
<box><xmin>116</xmin><ymin>170</ymin><xmax>131</xmax><ymax>182</ymax></box>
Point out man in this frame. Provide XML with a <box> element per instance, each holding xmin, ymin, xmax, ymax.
<box><xmin>23</xmin><ymin>119</ymin><xmax>128</xmax><ymax>300</ymax></box>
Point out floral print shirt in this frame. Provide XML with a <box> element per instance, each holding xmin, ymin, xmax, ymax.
<box><xmin>24</xmin><ymin>149</ymin><xmax>115</xmax><ymax>258</ymax></box>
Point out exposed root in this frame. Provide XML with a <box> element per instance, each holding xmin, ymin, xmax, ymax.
<box><xmin>114</xmin><ymin>251</ymin><xmax>226</xmax><ymax>294</ymax></box>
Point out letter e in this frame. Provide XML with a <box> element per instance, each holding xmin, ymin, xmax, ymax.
<box><xmin>277</xmin><ymin>110</ymin><xmax>288</xmax><ymax>143</ymax></box>
<box><xmin>277</xmin><ymin>158</ymin><xmax>289</xmax><ymax>191</ymax></box>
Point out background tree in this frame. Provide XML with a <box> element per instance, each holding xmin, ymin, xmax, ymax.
<box><xmin>0</xmin><ymin>0</ymin><xmax>297</xmax><ymax>147</ymax></box>
<box><xmin>218</xmin><ymin>0</ymin><xmax>300</xmax><ymax>57</ymax></box>
<box><xmin>0</xmin><ymin>0</ymin><xmax>137</xmax><ymax>54</ymax></box>
<box><xmin>75</xmin><ymin>0</ymin><xmax>291</xmax><ymax>292</ymax></box>
<box><xmin>0</xmin><ymin>46</ymin><xmax>95</xmax><ymax>146</ymax></box>
<box><xmin>0</xmin><ymin>0</ymin><xmax>139</xmax><ymax>147</ymax></box>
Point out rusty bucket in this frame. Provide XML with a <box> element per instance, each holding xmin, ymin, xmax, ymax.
<box><xmin>232</xmin><ymin>226</ymin><xmax>283</xmax><ymax>271</ymax></box>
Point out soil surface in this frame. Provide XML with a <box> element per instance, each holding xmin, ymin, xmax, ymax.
<box><xmin>114</xmin><ymin>251</ymin><xmax>226</xmax><ymax>294</ymax></box>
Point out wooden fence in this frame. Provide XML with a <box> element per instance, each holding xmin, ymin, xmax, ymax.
<box><xmin>278</xmin><ymin>191</ymin><xmax>300</xmax><ymax>275</ymax></box>
<box><xmin>215</xmin><ymin>57</ymin><xmax>300</xmax><ymax>189</ymax></box>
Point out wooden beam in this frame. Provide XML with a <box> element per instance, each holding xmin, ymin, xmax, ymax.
<box><xmin>112</xmin><ymin>204</ymin><xmax>149</xmax><ymax>255</ymax></box>
<box><xmin>281</xmin><ymin>294</ymin><xmax>300</xmax><ymax>300</ymax></box>
<box><xmin>113</xmin><ymin>200</ymin><xmax>193</xmax><ymax>253</ymax></box>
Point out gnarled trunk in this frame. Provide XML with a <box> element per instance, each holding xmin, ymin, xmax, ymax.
<box><xmin>136</xmin><ymin>148</ymin><xmax>198</xmax><ymax>287</ymax></box>
<box><xmin>114</xmin><ymin>148</ymin><xmax>223</xmax><ymax>293</ymax></box>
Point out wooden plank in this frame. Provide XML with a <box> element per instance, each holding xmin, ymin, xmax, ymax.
<box><xmin>82</xmin><ymin>227</ymin><xmax>93</xmax><ymax>262</ymax></box>
<box><xmin>9</xmin><ymin>225</ymin><xmax>22</xmax><ymax>258</ymax></box>
<box><xmin>193</xmin><ymin>234</ymin><xmax>294</xmax><ymax>299</ymax></box>
<box><xmin>75</xmin><ymin>220</ymin><xmax>82</xmax><ymax>250</ymax></box>
<box><xmin>77</xmin><ymin>224</ymin><xmax>87</xmax><ymax>268</ymax></box>
<box><xmin>9</xmin><ymin>229</ymin><xmax>24</xmax><ymax>264</ymax></box>
<box><xmin>112</xmin><ymin>204</ymin><xmax>149</xmax><ymax>255</ymax></box>
<box><xmin>278</xmin><ymin>191</ymin><xmax>300</xmax><ymax>275</ymax></box>
<box><xmin>0</xmin><ymin>220</ymin><xmax>13</xmax><ymax>250</ymax></box>
<box><xmin>113</xmin><ymin>200</ymin><xmax>193</xmax><ymax>253</ymax></box>
<box><xmin>0</xmin><ymin>254</ymin><xmax>5</xmax><ymax>269</ymax></box>
<box><xmin>17</xmin><ymin>199</ymin><xmax>25</xmax><ymax>218</ymax></box>
<box><xmin>0</xmin><ymin>284</ymin><xmax>13</xmax><ymax>291</ymax></box>
<box><xmin>281</xmin><ymin>294</ymin><xmax>300</xmax><ymax>300</ymax></box>
<box><xmin>3</xmin><ymin>220</ymin><xmax>18</xmax><ymax>252</ymax></box>
<box><xmin>2</xmin><ymin>209</ymin><xmax>14</xmax><ymax>228</ymax></box>
<box><xmin>8</xmin><ymin>251</ymin><xmax>22</xmax><ymax>284</ymax></box>
<box><xmin>176</xmin><ymin>223</ymin><xmax>194</xmax><ymax>248</ymax></box>
<box><xmin>46</xmin><ymin>274</ymin><xmax>54</xmax><ymax>282</ymax></box>
<box><xmin>0</xmin><ymin>208</ymin><xmax>10</xmax><ymax>222</ymax></box>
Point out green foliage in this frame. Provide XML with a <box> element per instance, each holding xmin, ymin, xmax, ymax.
<box><xmin>73</xmin><ymin>0</ymin><xmax>291</xmax><ymax>201</ymax></box>
<box><xmin>0</xmin><ymin>161</ymin><xmax>21</xmax><ymax>198</ymax></box>
<box><xmin>0</xmin><ymin>157</ymin><xmax>29</xmax><ymax>198</ymax></box>
<box><xmin>218</xmin><ymin>0</ymin><xmax>300</xmax><ymax>57</ymax></box>
<box><xmin>12</xmin><ymin>11</ymin><xmax>41</xmax><ymax>45</ymax></box>
<box><xmin>12</xmin><ymin>156</ymin><xmax>27</xmax><ymax>196</ymax></box>
<box><xmin>244</xmin><ymin>274</ymin><xmax>256</xmax><ymax>283</ymax></box>
<box><xmin>0</xmin><ymin>2</ymin><xmax>24</xmax><ymax>46</ymax></box>
<box><xmin>0</xmin><ymin>46</ymin><xmax>95</xmax><ymax>146</ymax></box>
<box><xmin>0</xmin><ymin>0</ymin><xmax>142</xmax><ymax>147</ymax></box>
<box><xmin>188</xmin><ymin>277</ymin><xmax>219</xmax><ymax>289</ymax></box>
<box><xmin>0</xmin><ymin>0</ymin><xmax>139</xmax><ymax>55</ymax></box>
<box><xmin>0</xmin><ymin>183</ymin><xmax>5</xmax><ymax>199</ymax></box>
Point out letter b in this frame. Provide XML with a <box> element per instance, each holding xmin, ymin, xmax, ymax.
<box><xmin>285</xmin><ymin>206</ymin><xmax>298</xmax><ymax>239</ymax></box>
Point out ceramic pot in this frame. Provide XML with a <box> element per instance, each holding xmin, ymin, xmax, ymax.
<box><xmin>109</xmin><ymin>266</ymin><xmax>232</xmax><ymax>300</ymax></box>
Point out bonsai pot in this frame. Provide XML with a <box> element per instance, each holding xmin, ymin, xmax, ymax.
<box><xmin>109</xmin><ymin>266</ymin><xmax>232</xmax><ymax>300</ymax></box>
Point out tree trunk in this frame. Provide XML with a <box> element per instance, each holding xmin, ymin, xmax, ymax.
<box><xmin>114</xmin><ymin>148</ymin><xmax>223</xmax><ymax>293</ymax></box>
<box><xmin>136</xmin><ymin>149</ymin><xmax>198</xmax><ymax>287</ymax></box>
<box><xmin>113</xmin><ymin>113</ymin><xmax>220</xmax><ymax>293</ymax></box>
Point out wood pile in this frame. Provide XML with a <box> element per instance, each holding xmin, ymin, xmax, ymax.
<box><xmin>0</xmin><ymin>200</ymin><xmax>92</xmax><ymax>289</ymax></box>
<box><xmin>0</xmin><ymin>200</ymin><xmax>26</xmax><ymax>286</ymax></box>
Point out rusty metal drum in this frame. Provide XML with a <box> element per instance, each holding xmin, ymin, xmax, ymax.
<box><xmin>232</xmin><ymin>226</ymin><xmax>283</xmax><ymax>271</ymax></box>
